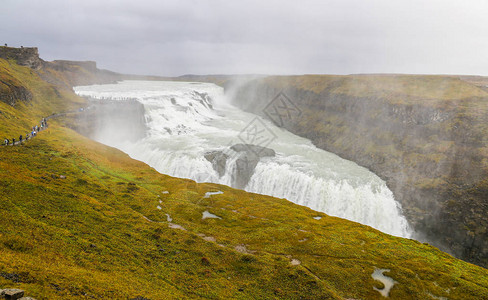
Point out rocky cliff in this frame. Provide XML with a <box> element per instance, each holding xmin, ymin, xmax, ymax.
<box><xmin>0</xmin><ymin>46</ymin><xmax>43</xmax><ymax>69</ymax></box>
<box><xmin>0</xmin><ymin>74</ymin><xmax>32</xmax><ymax>107</ymax></box>
<box><xmin>68</xmin><ymin>97</ymin><xmax>147</xmax><ymax>143</ymax></box>
<box><xmin>0</xmin><ymin>46</ymin><xmax>123</xmax><ymax>89</ymax></box>
<box><xmin>230</xmin><ymin>75</ymin><xmax>488</xmax><ymax>267</ymax></box>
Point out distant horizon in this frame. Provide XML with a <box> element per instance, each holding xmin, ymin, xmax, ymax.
<box><xmin>3</xmin><ymin>0</ymin><xmax>488</xmax><ymax>77</ymax></box>
<box><xmin>3</xmin><ymin>43</ymin><xmax>488</xmax><ymax>79</ymax></box>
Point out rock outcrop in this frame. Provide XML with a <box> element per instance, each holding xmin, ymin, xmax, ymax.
<box><xmin>2</xmin><ymin>288</ymin><xmax>24</xmax><ymax>300</ymax></box>
<box><xmin>0</xmin><ymin>46</ymin><xmax>43</xmax><ymax>70</ymax></box>
<box><xmin>230</xmin><ymin>75</ymin><xmax>488</xmax><ymax>267</ymax></box>
<box><xmin>204</xmin><ymin>144</ymin><xmax>276</xmax><ymax>189</ymax></box>
<box><xmin>0</xmin><ymin>46</ymin><xmax>122</xmax><ymax>89</ymax></box>
<box><xmin>204</xmin><ymin>151</ymin><xmax>228</xmax><ymax>177</ymax></box>
<box><xmin>45</xmin><ymin>60</ymin><xmax>122</xmax><ymax>87</ymax></box>
<box><xmin>0</xmin><ymin>79</ymin><xmax>32</xmax><ymax>106</ymax></box>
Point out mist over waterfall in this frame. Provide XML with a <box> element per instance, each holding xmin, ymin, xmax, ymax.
<box><xmin>74</xmin><ymin>80</ymin><xmax>412</xmax><ymax>238</ymax></box>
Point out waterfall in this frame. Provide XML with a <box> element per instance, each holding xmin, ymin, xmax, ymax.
<box><xmin>74</xmin><ymin>80</ymin><xmax>413</xmax><ymax>238</ymax></box>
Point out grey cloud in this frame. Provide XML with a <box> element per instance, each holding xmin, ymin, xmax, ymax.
<box><xmin>1</xmin><ymin>0</ymin><xmax>488</xmax><ymax>76</ymax></box>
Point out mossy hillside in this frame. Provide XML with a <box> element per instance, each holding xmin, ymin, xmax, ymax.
<box><xmin>1</xmin><ymin>60</ymin><xmax>488</xmax><ymax>299</ymax></box>
<box><xmin>0</xmin><ymin>58</ymin><xmax>85</xmax><ymax>139</ymax></box>
<box><xmin>0</xmin><ymin>126</ymin><xmax>488</xmax><ymax>299</ymax></box>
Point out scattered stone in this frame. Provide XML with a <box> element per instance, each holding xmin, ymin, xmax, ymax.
<box><xmin>168</xmin><ymin>223</ymin><xmax>186</xmax><ymax>231</ymax></box>
<box><xmin>203</xmin><ymin>236</ymin><xmax>216</xmax><ymax>242</ymax></box>
<box><xmin>235</xmin><ymin>244</ymin><xmax>256</xmax><ymax>254</ymax></box>
<box><xmin>162</xmin><ymin>191</ymin><xmax>169</xmax><ymax>194</ymax></box>
<box><xmin>290</xmin><ymin>259</ymin><xmax>301</xmax><ymax>266</ymax></box>
<box><xmin>129</xmin><ymin>297</ymin><xmax>151</xmax><ymax>300</ymax></box>
<box><xmin>203</xmin><ymin>191</ymin><xmax>224</xmax><ymax>199</ymax></box>
<box><xmin>165</xmin><ymin>214</ymin><xmax>172</xmax><ymax>222</ymax></box>
<box><xmin>59</xmin><ymin>175</ymin><xmax>66</xmax><ymax>179</ymax></box>
<box><xmin>19</xmin><ymin>297</ymin><xmax>37</xmax><ymax>300</ymax></box>
<box><xmin>202</xmin><ymin>210</ymin><xmax>222</xmax><ymax>220</ymax></box>
<box><xmin>3</xmin><ymin>289</ymin><xmax>24</xmax><ymax>300</ymax></box>
<box><xmin>313</xmin><ymin>216</ymin><xmax>322</xmax><ymax>220</ymax></box>
<box><xmin>156</xmin><ymin>205</ymin><xmax>162</xmax><ymax>210</ymax></box>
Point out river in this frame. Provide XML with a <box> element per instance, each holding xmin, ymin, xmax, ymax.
<box><xmin>74</xmin><ymin>80</ymin><xmax>412</xmax><ymax>238</ymax></box>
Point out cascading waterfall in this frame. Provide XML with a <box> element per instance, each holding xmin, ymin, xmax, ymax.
<box><xmin>75</xmin><ymin>80</ymin><xmax>412</xmax><ymax>238</ymax></box>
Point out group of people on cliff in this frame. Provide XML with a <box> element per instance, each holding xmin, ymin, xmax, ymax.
<box><xmin>3</xmin><ymin>118</ymin><xmax>48</xmax><ymax>146</ymax></box>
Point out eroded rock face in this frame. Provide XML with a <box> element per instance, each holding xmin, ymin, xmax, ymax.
<box><xmin>204</xmin><ymin>151</ymin><xmax>228</xmax><ymax>177</ymax></box>
<box><xmin>204</xmin><ymin>144</ymin><xmax>275</xmax><ymax>189</ymax></box>
<box><xmin>0</xmin><ymin>82</ymin><xmax>32</xmax><ymax>106</ymax></box>
<box><xmin>230</xmin><ymin>144</ymin><xmax>276</xmax><ymax>189</ymax></box>
<box><xmin>0</xmin><ymin>47</ymin><xmax>43</xmax><ymax>70</ymax></box>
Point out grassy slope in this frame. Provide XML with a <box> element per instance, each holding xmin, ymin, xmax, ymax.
<box><xmin>260</xmin><ymin>74</ymin><xmax>488</xmax><ymax>98</ymax></box>
<box><xmin>0</xmin><ymin>60</ymin><xmax>488</xmax><ymax>299</ymax></box>
<box><xmin>0</xmin><ymin>59</ymin><xmax>85</xmax><ymax>139</ymax></box>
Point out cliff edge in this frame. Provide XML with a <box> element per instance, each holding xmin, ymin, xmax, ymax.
<box><xmin>230</xmin><ymin>75</ymin><xmax>488</xmax><ymax>268</ymax></box>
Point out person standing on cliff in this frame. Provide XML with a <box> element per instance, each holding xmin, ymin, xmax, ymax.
<box><xmin>4</xmin><ymin>138</ymin><xmax>8</xmax><ymax>146</ymax></box>
<box><xmin>12</xmin><ymin>138</ymin><xmax>15</xmax><ymax>145</ymax></box>
<box><xmin>19</xmin><ymin>135</ymin><xmax>22</xmax><ymax>144</ymax></box>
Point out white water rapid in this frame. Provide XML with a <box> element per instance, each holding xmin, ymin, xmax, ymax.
<box><xmin>74</xmin><ymin>80</ymin><xmax>412</xmax><ymax>238</ymax></box>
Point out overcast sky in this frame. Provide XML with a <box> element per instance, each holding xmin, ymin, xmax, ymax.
<box><xmin>2</xmin><ymin>0</ymin><xmax>488</xmax><ymax>76</ymax></box>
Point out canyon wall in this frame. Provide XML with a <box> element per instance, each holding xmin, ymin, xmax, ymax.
<box><xmin>230</xmin><ymin>75</ymin><xmax>488</xmax><ymax>267</ymax></box>
<box><xmin>68</xmin><ymin>98</ymin><xmax>147</xmax><ymax>143</ymax></box>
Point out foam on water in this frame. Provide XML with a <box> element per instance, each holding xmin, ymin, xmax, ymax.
<box><xmin>75</xmin><ymin>80</ymin><xmax>412</xmax><ymax>238</ymax></box>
